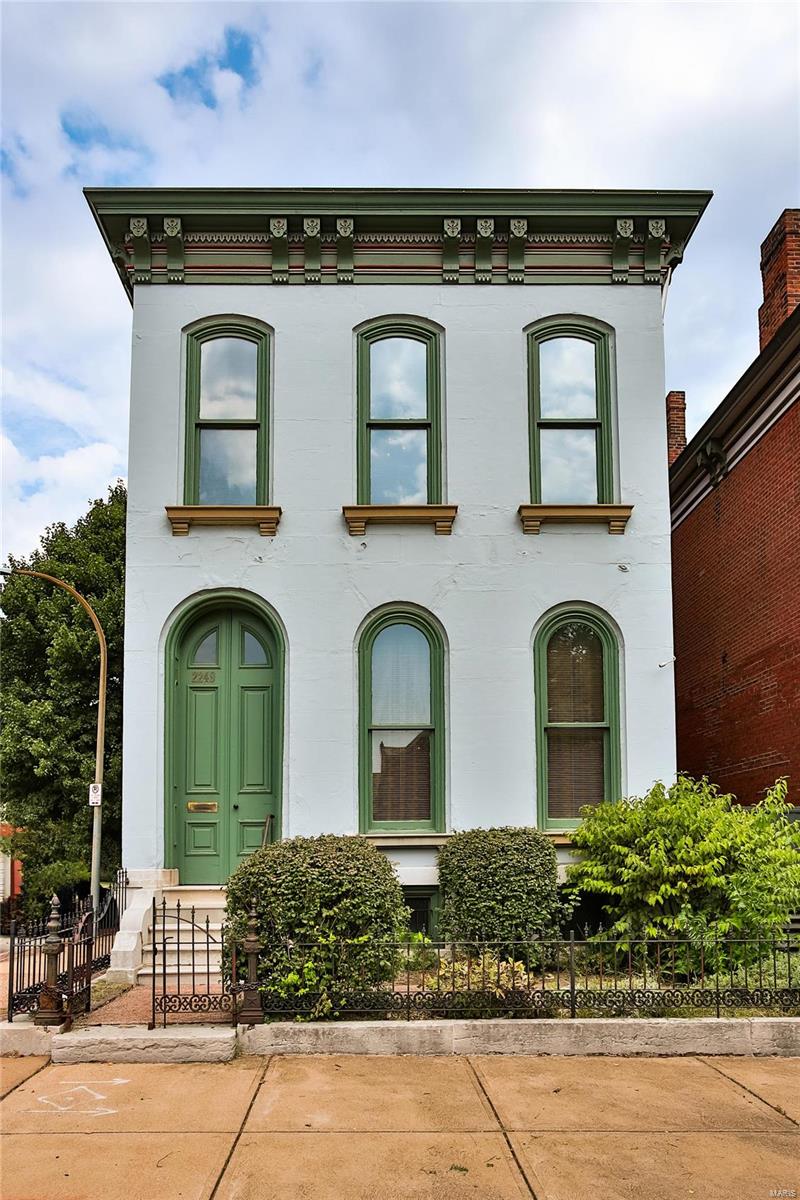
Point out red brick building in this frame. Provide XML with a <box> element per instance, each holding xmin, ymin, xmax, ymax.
<box><xmin>670</xmin><ymin>210</ymin><xmax>800</xmax><ymax>804</ymax></box>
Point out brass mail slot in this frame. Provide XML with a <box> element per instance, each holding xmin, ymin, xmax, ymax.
<box><xmin>186</xmin><ymin>801</ymin><xmax>218</xmax><ymax>813</ymax></box>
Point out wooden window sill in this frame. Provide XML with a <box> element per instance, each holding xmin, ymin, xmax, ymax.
<box><xmin>518</xmin><ymin>504</ymin><xmax>633</xmax><ymax>535</ymax></box>
<box><xmin>541</xmin><ymin>832</ymin><xmax>575</xmax><ymax>846</ymax></box>
<box><xmin>166</xmin><ymin>505</ymin><xmax>282</xmax><ymax>537</ymax></box>
<box><xmin>343</xmin><ymin>504</ymin><xmax>458</xmax><ymax>536</ymax></box>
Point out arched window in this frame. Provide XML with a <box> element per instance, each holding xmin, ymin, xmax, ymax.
<box><xmin>359</xmin><ymin>609</ymin><xmax>445</xmax><ymax>832</ymax></box>
<box><xmin>527</xmin><ymin>319</ymin><xmax>614</xmax><ymax>504</ymax></box>
<box><xmin>534</xmin><ymin>609</ymin><xmax>621</xmax><ymax>829</ymax></box>
<box><xmin>356</xmin><ymin>319</ymin><xmax>442</xmax><ymax>505</ymax></box>
<box><xmin>184</xmin><ymin>318</ymin><xmax>270</xmax><ymax>505</ymax></box>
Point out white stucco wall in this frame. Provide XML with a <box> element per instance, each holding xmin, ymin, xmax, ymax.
<box><xmin>122</xmin><ymin>282</ymin><xmax>676</xmax><ymax>882</ymax></box>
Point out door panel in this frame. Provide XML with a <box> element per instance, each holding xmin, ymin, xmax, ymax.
<box><xmin>173</xmin><ymin>608</ymin><xmax>280</xmax><ymax>884</ymax></box>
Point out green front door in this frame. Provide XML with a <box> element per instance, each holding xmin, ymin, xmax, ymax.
<box><xmin>173</xmin><ymin>608</ymin><xmax>280</xmax><ymax>884</ymax></box>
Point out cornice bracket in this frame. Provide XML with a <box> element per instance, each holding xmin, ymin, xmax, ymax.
<box><xmin>336</xmin><ymin>217</ymin><xmax>354</xmax><ymax>283</ymax></box>
<box><xmin>508</xmin><ymin>218</ymin><xmax>527</xmax><ymax>283</ymax></box>
<box><xmin>303</xmin><ymin>217</ymin><xmax>321</xmax><ymax>283</ymax></box>
<box><xmin>163</xmin><ymin>217</ymin><xmax>184</xmax><ymax>283</ymax></box>
<box><xmin>644</xmin><ymin>218</ymin><xmax>665</xmax><ymax>284</ymax></box>
<box><xmin>442</xmin><ymin>218</ymin><xmax>461</xmax><ymax>283</ymax></box>
<box><xmin>269</xmin><ymin>217</ymin><xmax>289</xmax><ymax>283</ymax></box>
<box><xmin>129</xmin><ymin>217</ymin><xmax>151</xmax><ymax>284</ymax></box>
<box><xmin>612</xmin><ymin>217</ymin><xmax>634</xmax><ymax>283</ymax></box>
<box><xmin>696</xmin><ymin>437</ymin><xmax>727</xmax><ymax>486</ymax></box>
<box><xmin>475</xmin><ymin>218</ymin><xmax>494</xmax><ymax>283</ymax></box>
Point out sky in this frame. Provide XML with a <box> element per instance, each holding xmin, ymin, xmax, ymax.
<box><xmin>1</xmin><ymin>0</ymin><xmax>798</xmax><ymax>559</ymax></box>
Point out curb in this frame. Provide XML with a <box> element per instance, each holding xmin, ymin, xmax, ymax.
<box><xmin>4</xmin><ymin>1017</ymin><xmax>798</xmax><ymax>1062</ymax></box>
<box><xmin>239</xmin><ymin>1017</ymin><xmax>800</xmax><ymax>1058</ymax></box>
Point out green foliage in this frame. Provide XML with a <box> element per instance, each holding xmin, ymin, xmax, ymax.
<box><xmin>225</xmin><ymin>834</ymin><xmax>409</xmax><ymax>1017</ymax></box>
<box><xmin>0</xmin><ymin>484</ymin><xmax>126</xmax><ymax>916</ymax></box>
<box><xmin>437</xmin><ymin>827</ymin><xmax>562</xmax><ymax>948</ymax></box>
<box><xmin>567</xmin><ymin>776</ymin><xmax>800</xmax><ymax>940</ymax></box>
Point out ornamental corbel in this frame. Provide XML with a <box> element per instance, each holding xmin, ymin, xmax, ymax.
<box><xmin>508</xmin><ymin>218</ymin><xmax>527</xmax><ymax>283</ymax></box>
<box><xmin>443</xmin><ymin>218</ymin><xmax>461</xmax><ymax>283</ymax></box>
<box><xmin>303</xmin><ymin>216</ymin><xmax>321</xmax><ymax>283</ymax></box>
<box><xmin>336</xmin><ymin>217</ymin><xmax>354</xmax><ymax>283</ymax></box>
<box><xmin>269</xmin><ymin>217</ymin><xmax>289</xmax><ymax>283</ymax></box>
<box><xmin>612</xmin><ymin>217</ymin><xmax>634</xmax><ymax>283</ymax></box>
<box><xmin>163</xmin><ymin>217</ymin><xmax>184</xmax><ymax>283</ymax></box>
<box><xmin>664</xmin><ymin>236</ymin><xmax>686</xmax><ymax>270</ymax></box>
<box><xmin>696</xmin><ymin>437</ymin><xmax>727</xmax><ymax>486</ymax></box>
<box><xmin>475</xmin><ymin>218</ymin><xmax>494</xmax><ymax>283</ymax></box>
<box><xmin>644</xmin><ymin>218</ymin><xmax>665</xmax><ymax>284</ymax></box>
<box><xmin>129</xmin><ymin>216</ymin><xmax>151</xmax><ymax>284</ymax></box>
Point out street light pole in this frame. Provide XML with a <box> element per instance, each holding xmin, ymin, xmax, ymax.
<box><xmin>0</xmin><ymin>568</ymin><xmax>107</xmax><ymax>912</ymax></box>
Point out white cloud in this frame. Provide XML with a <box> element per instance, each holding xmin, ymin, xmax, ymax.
<box><xmin>1</xmin><ymin>1</ymin><xmax>797</xmax><ymax>557</ymax></box>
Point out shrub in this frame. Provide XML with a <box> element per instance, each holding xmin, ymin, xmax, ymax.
<box><xmin>437</xmin><ymin>827</ymin><xmax>562</xmax><ymax>948</ymax></box>
<box><xmin>225</xmin><ymin>834</ymin><xmax>408</xmax><ymax>1017</ymax></box>
<box><xmin>567</xmin><ymin>776</ymin><xmax>800</xmax><ymax>941</ymax></box>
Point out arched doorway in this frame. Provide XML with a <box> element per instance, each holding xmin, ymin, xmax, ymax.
<box><xmin>166</xmin><ymin>599</ymin><xmax>283</xmax><ymax>884</ymax></box>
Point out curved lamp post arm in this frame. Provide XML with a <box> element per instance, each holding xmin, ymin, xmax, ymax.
<box><xmin>1</xmin><ymin>568</ymin><xmax>107</xmax><ymax>911</ymax></box>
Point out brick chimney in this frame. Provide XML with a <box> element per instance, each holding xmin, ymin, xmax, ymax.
<box><xmin>666</xmin><ymin>390</ymin><xmax>687</xmax><ymax>466</ymax></box>
<box><xmin>758</xmin><ymin>209</ymin><xmax>800</xmax><ymax>350</ymax></box>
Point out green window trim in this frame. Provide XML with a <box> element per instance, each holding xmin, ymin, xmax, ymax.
<box><xmin>533</xmin><ymin>607</ymin><xmax>621</xmax><ymax>831</ymax></box>
<box><xmin>356</xmin><ymin>318</ymin><xmax>443</xmax><ymax>505</ymax></box>
<box><xmin>527</xmin><ymin>318</ymin><xmax>615</xmax><ymax>505</ymax></box>
<box><xmin>183</xmin><ymin>316</ymin><xmax>271</xmax><ymax>506</ymax></box>
<box><xmin>358</xmin><ymin>607</ymin><xmax>446</xmax><ymax>834</ymax></box>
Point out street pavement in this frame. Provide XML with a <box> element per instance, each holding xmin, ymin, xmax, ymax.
<box><xmin>1</xmin><ymin>1053</ymin><xmax>798</xmax><ymax>1198</ymax></box>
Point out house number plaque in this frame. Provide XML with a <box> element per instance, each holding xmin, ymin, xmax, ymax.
<box><xmin>186</xmin><ymin>801</ymin><xmax>218</xmax><ymax>813</ymax></box>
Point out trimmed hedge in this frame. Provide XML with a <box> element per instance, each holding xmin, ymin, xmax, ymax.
<box><xmin>437</xmin><ymin>827</ymin><xmax>561</xmax><ymax>946</ymax></box>
<box><xmin>225</xmin><ymin>834</ymin><xmax>408</xmax><ymax>1016</ymax></box>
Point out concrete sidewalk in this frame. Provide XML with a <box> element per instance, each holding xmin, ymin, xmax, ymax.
<box><xmin>1</xmin><ymin>1053</ymin><xmax>798</xmax><ymax>1199</ymax></box>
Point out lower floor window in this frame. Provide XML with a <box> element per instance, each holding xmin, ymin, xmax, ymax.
<box><xmin>535</xmin><ymin>610</ymin><xmax>621</xmax><ymax>829</ymax></box>
<box><xmin>359</xmin><ymin>610</ymin><xmax>445</xmax><ymax>832</ymax></box>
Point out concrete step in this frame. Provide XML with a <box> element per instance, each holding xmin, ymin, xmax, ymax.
<box><xmin>161</xmin><ymin>885</ymin><xmax>227</xmax><ymax>910</ymax></box>
<box><xmin>136</xmin><ymin>963</ymin><xmax>223</xmax><ymax>982</ymax></box>
<box><xmin>142</xmin><ymin>944</ymin><xmax>224</xmax><ymax>966</ymax></box>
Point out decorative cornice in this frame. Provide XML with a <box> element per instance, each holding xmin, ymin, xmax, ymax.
<box><xmin>85</xmin><ymin>187</ymin><xmax>712</xmax><ymax>300</ymax></box>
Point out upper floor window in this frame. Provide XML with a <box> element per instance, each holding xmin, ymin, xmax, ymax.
<box><xmin>359</xmin><ymin>609</ymin><xmax>445</xmax><ymax>832</ymax></box>
<box><xmin>184</xmin><ymin>318</ymin><xmax>270</xmax><ymax>505</ymax></box>
<box><xmin>534</xmin><ymin>608</ymin><xmax>621</xmax><ymax>830</ymax></box>
<box><xmin>528</xmin><ymin>319</ymin><xmax>614</xmax><ymax>504</ymax></box>
<box><xmin>356</xmin><ymin>319</ymin><xmax>442</xmax><ymax>505</ymax></box>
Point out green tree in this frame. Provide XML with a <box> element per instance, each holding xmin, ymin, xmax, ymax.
<box><xmin>1</xmin><ymin>483</ymin><xmax>126</xmax><ymax>912</ymax></box>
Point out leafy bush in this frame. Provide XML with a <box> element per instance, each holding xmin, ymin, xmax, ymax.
<box><xmin>225</xmin><ymin>834</ymin><xmax>408</xmax><ymax>1017</ymax></box>
<box><xmin>567</xmin><ymin>776</ymin><xmax>800</xmax><ymax>941</ymax></box>
<box><xmin>437</xmin><ymin>827</ymin><xmax>562</xmax><ymax>948</ymax></box>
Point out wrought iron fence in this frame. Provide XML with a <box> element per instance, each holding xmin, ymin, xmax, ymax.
<box><xmin>148</xmin><ymin>909</ymin><xmax>800</xmax><ymax>1026</ymax></box>
<box><xmin>6</xmin><ymin>869</ymin><xmax>128</xmax><ymax>1024</ymax></box>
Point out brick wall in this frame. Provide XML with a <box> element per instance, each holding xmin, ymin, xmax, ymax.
<box><xmin>672</xmin><ymin>401</ymin><xmax>800</xmax><ymax>804</ymax></box>
<box><xmin>758</xmin><ymin>210</ymin><xmax>800</xmax><ymax>350</ymax></box>
<box><xmin>666</xmin><ymin>390</ymin><xmax>687</xmax><ymax>465</ymax></box>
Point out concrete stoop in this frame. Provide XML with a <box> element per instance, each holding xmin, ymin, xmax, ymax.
<box><xmin>4</xmin><ymin>1016</ymin><xmax>796</xmax><ymax>1063</ymax></box>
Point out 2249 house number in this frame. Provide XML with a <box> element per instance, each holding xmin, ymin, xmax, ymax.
<box><xmin>191</xmin><ymin>670</ymin><xmax>216</xmax><ymax>684</ymax></box>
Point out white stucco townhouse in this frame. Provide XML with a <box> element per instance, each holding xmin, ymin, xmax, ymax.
<box><xmin>86</xmin><ymin>187</ymin><xmax>710</xmax><ymax>967</ymax></box>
